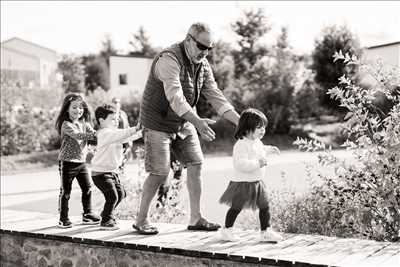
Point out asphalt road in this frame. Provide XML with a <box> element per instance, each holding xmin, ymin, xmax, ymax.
<box><xmin>1</xmin><ymin>150</ymin><xmax>351</xmax><ymax>224</ymax></box>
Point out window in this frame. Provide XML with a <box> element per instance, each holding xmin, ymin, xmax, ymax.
<box><xmin>119</xmin><ymin>74</ymin><xmax>128</xmax><ymax>85</ymax></box>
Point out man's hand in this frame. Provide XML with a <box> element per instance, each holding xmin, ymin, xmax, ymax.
<box><xmin>181</xmin><ymin>110</ymin><xmax>216</xmax><ymax>141</ymax></box>
<box><xmin>195</xmin><ymin>118</ymin><xmax>216</xmax><ymax>142</ymax></box>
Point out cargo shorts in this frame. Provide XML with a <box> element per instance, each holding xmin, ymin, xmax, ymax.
<box><xmin>143</xmin><ymin>125</ymin><xmax>204</xmax><ymax>176</ymax></box>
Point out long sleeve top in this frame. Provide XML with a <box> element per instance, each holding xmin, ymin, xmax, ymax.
<box><xmin>90</xmin><ymin>127</ymin><xmax>142</xmax><ymax>173</ymax></box>
<box><xmin>58</xmin><ymin>121</ymin><xmax>96</xmax><ymax>162</ymax></box>
<box><xmin>231</xmin><ymin>137</ymin><xmax>272</xmax><ymax>182</ymax></box>
<box><xmin>155</xmin><ymin>52</ymin><xmax>234</xmax><ymax>117</ymax></box>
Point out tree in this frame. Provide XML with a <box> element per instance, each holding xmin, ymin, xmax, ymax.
<box><xmin>100</xmin><ymin>34</ymin><xmax>118</xmax><ymax>66</ymax></box>
<box><xmin>311</xmin><ymin>25</ymin><xmax>361</xmax><ymax>110</ymax></box>
<box><xmin>82</xmin><ymin>55</ymin><xmax>110</xmax><ymax>92</ymax></box>
<box><xmin>129</xmin><ymin>26</ymin><xmax>158</xmax><ymax>57</ymax></box>
<box><xmin>246</xmin><ymin>27</ymin><xmax>298</xmax><ymax>134</ymax></box>
<box><xmin>231</xmin><ymin>8</ymin><xmax>271</xmax><ymax>79</ymax></box>
<box><xmin>207</xmin><ymin>40</ymin><xmax>235</xmax><ymax>92</ymax></box>
<box><xmin>58</xmin><ymin>55</ymin><xmax>85</xmax><ymax>94</ymax></box>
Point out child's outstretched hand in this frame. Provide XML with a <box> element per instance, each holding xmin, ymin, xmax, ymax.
<box><xmin>258</xmin><ymin>157</ymin><xmax>268</xmax><ymax>168</ymax></box>
<box><xmin>264</xmin><ymin>145</ymin><xmax>280</xmax><ymax>155</ymax></box>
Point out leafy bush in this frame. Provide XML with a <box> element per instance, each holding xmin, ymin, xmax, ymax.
<box><xmin>114</xmin><ymin>157</ymin><xmax>187</xmax><ymax>224</ymax></box>
<box><xmin>292</xmin><ymin>53</ymin><xmax>400</xmax><ymax>242</ymax></box>
<box><xmin>1</xmin><ymin>86</ymin><xmax>62</xmax><ymax>156</ymax></box>
<box><xmin>1</xmin><ymin>104</ymin><xmax>59</xmax><ymax>156</ymax></box>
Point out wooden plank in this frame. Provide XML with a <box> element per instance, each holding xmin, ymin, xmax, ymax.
<box><xmin>324</xmin><ymin>238</ymin><xmax>387</xmax><ymax>267</ymax></box>
<box><xmin>257</xmin><ymin>236</ymin><xmax>326</xmax><ymax>263</ymax></box>
<box><xmin>359</xmin><ymin>243</ymin><xmax>400</xmax><ymax>267</ymax></box>
<box><xmin>2</xmin><ymin>211</ymin><xmax>399</xmax><ymax>267</ymax></box>
<box><xmin>279</xmin><ymin>237</ymin><xmax>348</xmax><ymax>265</ymax></box>
<box><xmin>0</xmin><ymin>209</ymin><xmax>54</xmax><ymax>228</ymax></box>
<box><xmin>376</xmin><ymin>253</ymin><xmax>400</xmax><ymax>267</ymax></box>
<box><xmin>229</xmin><ymin>233</ymin><xmax>312</xmax><ymax>260</ymax></box>
<box><xmin>246</xmin><ymin>233</ymin><xmax>322</xmax><ymax>254</ymax></box>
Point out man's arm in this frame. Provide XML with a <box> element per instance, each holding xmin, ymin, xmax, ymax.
<box><xmin>155</xmin><ymin>53</ymin><xmax>192</xmax><ymax>117</ymax></box>
<box><xmin>200</xmin><ymin>61</ymin><xmax>239</xmax><ymax>126</ymax></box>
<box><xmin>221</xmin><ymin>109</ymin><xmax>240</xmax><ymax>126</ymax></box>
<box><xmin>156</xmin><ymin>54</ymin><xmax>216</xmax><ymax>141</ymax></box>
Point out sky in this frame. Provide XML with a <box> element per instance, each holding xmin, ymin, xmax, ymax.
<box><xmin>1</xmin><ymin>1</ymin><xmax>400</xmax><ymax>56</ymax></box>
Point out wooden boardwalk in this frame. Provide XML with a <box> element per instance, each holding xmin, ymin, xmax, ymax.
<box><xmin>1</xmin><ymin>209</ymin><xmax>399</xmax><ymax>267</ymax></box>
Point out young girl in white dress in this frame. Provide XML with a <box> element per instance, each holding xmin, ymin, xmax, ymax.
<box><xmin>219</xmin><ymin>108</ymin><xmax>283</xmax><ymax>242</ymax></box>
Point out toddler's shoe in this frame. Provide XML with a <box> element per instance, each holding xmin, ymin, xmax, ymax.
<box><xmin>260</xmin><ymin>228</ymin><xmax>283</xmax><ymax>242</ymax></box>
<box><xmin>100</xmin><ymin>219</ymin><xmax>119</xmax><ymax>231</ymax></box>
<box><xmin>220</xmin><ymin>227</ymin><xmax>240</xmax><ymax>242</ymax></box>
<box><xmin>58</xmin><ymin>218</ymin><xmax>73</xmax><ymax>228</ymax></box>
<box><xmin>82</xmin><ymin>213</ymin><xmax>101</xmax><ymax>225</ymax></box>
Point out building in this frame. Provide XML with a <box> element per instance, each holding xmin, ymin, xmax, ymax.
<box><xmin>1</xmin><ymin>37</ymin><xmax>58</xmax><ymax>89</ymax></box>
<box><xmin>363</xmin><ymin>41</ymin><xmax>400</xmax><ymax>68</ymax></box>
<box><xmin>361</xmin><ymin>41</ymin><xmax>400</xmax><ymax>86</ymax></box>
<box><xmin>109</xmin><ymin>54</ymin><xmax>153</xmax><ymax>100</ymax></box>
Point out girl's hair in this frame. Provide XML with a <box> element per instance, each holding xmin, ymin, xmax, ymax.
<box><xmin>234</xmin><ymin>108</ymin><xmax>268</xmax><ymax>140</ymax></box>
<box><xmin>55</xmin><ymin>93</ymin><xmax>92</xmax><ymax>134</ymax></box>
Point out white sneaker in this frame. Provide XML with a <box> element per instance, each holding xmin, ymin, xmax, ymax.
<box><xmin>260</xmin><ymin>228</ymin><xmax>283</xmax><ymax>242</ymax></box>
<box><xmin>220</xmin><ymin>227</ymin><xmax>240</xmax><ymax>242</ymax></box>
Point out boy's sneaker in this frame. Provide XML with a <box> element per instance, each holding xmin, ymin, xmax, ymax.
<box><xmin>260</xmin><ymin>228</ymin><xmax>283</xmax><ymax>242</ymax></box>
<box><xmin>220</xmin><ymin>227</ymin><xmax>240</xmax><ymax>242</ymax></box>
<box><xmin>58</xmin><ymin>219</ymin><xmax>73</xmax><ymax>228</ymax></box>
<box><xmin>82</xmin><ymin>213</ymin><xmax>101</xmax><ymax>225</ymax></box>
<box><xmin>100</xmin><ymin>219</ymin><xmax>119</xmax><ymax>231</ymax></box>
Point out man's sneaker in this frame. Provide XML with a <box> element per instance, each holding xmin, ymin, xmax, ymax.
<box><xmin>219</xmin><ymin>227</ymin><xmax>240</xmax><ymax>242</ymax></box>
<box><xmin>260</xmin><ymin>228</ymin><xmax>283</xmax><ymax>242</ymax></box>
<box><xmin>58</xmin><ymin>219</ymin><xmax>73</xmax><ymax>228</ymax></box>
<box><xmin>100</xmin><ymin>219</ymin><xmax>119</xmax><ymax>231</ymax></box>
<box><xmin>82</xmin><ymin>213</ymin><xmax>101</xmax><ymax>225</ymax></box>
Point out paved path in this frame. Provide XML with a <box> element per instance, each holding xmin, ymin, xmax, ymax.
<box><xmin>1</xmin><ymin>150</ymin><xmax>352</xmax><ymax>223</ymax></box>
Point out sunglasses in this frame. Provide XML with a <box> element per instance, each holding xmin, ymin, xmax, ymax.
<box><xmin>188</xmin><ymin>34</ymin><xmax>213</xmax><ymax>51</ymax></box>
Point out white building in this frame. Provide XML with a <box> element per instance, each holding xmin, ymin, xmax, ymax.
<box><xmin>361</xmin><ymin>41</ymin><xmax>400</xmax><ymax>87</ymax></box>
<box><xmin>1</xmin><ymin>37</ymin><xmax>58</xmax><ymax>88</ymax></box>
<box><xmin>109</xmin><ymin>55</ymin><xmax>153</xmax><ymax>100</ymax></box>
<box><xmin>363</xmin><ymin>41</ymin><xmax>400</xmax><ymax>68</ymax></box>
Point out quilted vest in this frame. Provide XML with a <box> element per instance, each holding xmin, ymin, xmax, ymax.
<box><xmin>140</xmin><ymin>42</ymin><xmax>206</xmax><ymax>133</ymax></box>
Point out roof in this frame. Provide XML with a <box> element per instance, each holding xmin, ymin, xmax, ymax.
<box><xmin>1</xmin><ymin>37</ymin><xmax>57</xmax><ymax>54</ymax></box>
<box><xmin>1</xmin><ymin>46</ymin><xmax>39</xmax><ymax>60</ymax></box>
<box><xmin>367</xmin><ymin>41</ymin><xmax>400</xmax><ymax>50</ymax></box>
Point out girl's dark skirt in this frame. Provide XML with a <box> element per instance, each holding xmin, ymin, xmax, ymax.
<box><xmin>219</xmin><ymin>180</ymin><xmax>269</xmax><ymax>210</ymax></box>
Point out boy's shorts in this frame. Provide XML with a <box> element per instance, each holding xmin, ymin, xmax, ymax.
<box><xmin>143</xmin><ymin>126</ymin><xmax>204</xmax><ymax>176</ymax></box>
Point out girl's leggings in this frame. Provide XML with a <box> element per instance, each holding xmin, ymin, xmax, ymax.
<box><xmin>58</xmin><ymin>161</ymin><xmax>93</xmax><ymax>220</ymax></box>
<box><xmin>225</xmin><ymin>206</ymin><xmax>270</xmax><ymax>231</ymax></box>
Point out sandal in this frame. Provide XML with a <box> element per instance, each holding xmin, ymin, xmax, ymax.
<box><xmin>187</xmin><ymin>218</ymin><xmax>221</xmax><ymax>231</ymax></box>
<box><xmin>132</xmin><ymin>223</ymin><xmax>159</xmax><ymax>235</ymax></box>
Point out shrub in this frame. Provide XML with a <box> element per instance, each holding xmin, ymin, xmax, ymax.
<box><xmin>292</xmin><ymin>53</ymin><xmax>400</xmax><ymax>242</ymax></box>
<box><xmin>1</xmin><ymin>86</ymin><xmax>61</xmax><ymax>156</ymax></box>
<box><xmin>114</xmin><ymin>158</ymin><xmax>187</xmax><ymax>224</ymax></box>
<box><xmin>1</xmin><ymin>105</ymin><xmax>59</xmax><ymax>155</ymax></box>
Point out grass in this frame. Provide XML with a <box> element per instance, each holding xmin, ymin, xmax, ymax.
<box><xmin>1</xmin><ymin>150</ymin><xmax>59</xmax><ymax>175</ymax></box>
